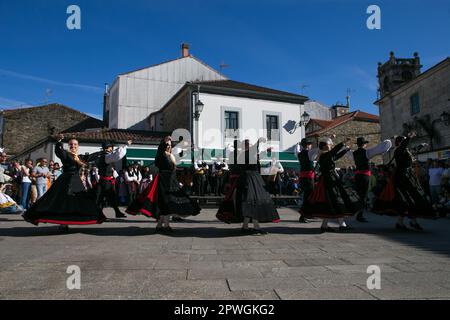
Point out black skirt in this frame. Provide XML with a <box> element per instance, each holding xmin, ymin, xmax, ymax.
<box><xmin>126</xmin><ymin>170</ymin><xmax>200</xmax><ymax>219</ymax></box>
<box><xmin>301</xmin><ymin>174</ymin><xmax>361</xmax><ymax>219</ymax></box>
<box><xmin>23</xmin><ymin>172</ymin><xmax>106</xmax><ymax>225</ymax></box>
<box><xmin>217</xmin><ymin>170</ymin><xmax>280</xmax><ymax>224</ymax></box>
<box><xmin>373</xmin><ymin>169</ymin><xmax>435</xmax><ymax>218</ymax></box>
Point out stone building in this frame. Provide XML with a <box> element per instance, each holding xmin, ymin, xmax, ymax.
<box><xmin>375</xmin><ymin>53</ymin><xmax>450</xmax><ymax>161</ymax></box>
<box><xmin>306</xmin><ymin>108</ymin><xmax>381</xmax><ymax>168</ymax></box>
<box><xmin>0</xmin><ymin>103</ymin><xmax>103</xmax><ymax>157</ymax></box>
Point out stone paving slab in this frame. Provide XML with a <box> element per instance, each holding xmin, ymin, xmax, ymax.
<box><xmin>1</xmin><ymin>207</ymin><xmax>450</xmax><ymax>299</ymax></box>
<box><xmin>275</xmin><ymin>286</ymin><xmax>376</xmax><ymax>300</ymax></box>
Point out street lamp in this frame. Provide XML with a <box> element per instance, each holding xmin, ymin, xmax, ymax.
<box><xmin>301</xmin><ymin>111</ymin><xmax>310</xmax><ymax>126</ymax></box>
<box><xmin>194</xmin><ymin>99</ymin><xmax>204</xmax><ymax>120</ymax></box>
<box><xmin>294</xmin><ymin>111</ymin><xmax>310</xmax><ymax>130</ymax></box>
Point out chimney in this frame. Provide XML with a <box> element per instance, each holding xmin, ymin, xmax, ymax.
<box><xmin>181</xmin><ymin>43</ymin><xmax>190</xmax><ymax>58</ymax></box>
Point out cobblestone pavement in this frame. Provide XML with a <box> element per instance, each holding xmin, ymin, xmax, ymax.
<box><xmin>1</xmin><ymin>207</ymin><xmax>450</xmax><ymax>300</ymax></box>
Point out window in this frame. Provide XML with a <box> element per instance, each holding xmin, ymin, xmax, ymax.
<box><xmin>266</xmin><ymin>114</ymin><xmax>279</xmax><ymax>141</ymax></box>
<box><xmin>410</xmin><ymin>93</ymin><xmax>420</xmax><ymax>115</ymax></box>
<box><xmin>224</xmin><ymin>111</ymin><xmax>239</xmax><ymax>137</ymax></box>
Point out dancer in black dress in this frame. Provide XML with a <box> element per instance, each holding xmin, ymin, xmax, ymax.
<box><xmin>372</xmin><ymin>132</ymin><xmax>436</xmax><ymax>230</ymax></box>
<box><xmin>23</xmin><ymin>134</ymin><xmax>106</xmax><ymax>230</ymax></box>
<box><xmin>301</xmin><ymin>137</ymin><xmax>361</xmax><ymax>232</ymax></box>
<box><xmin>216</xmin><ymin>138</ymin><xmax>280</xmax><ymax>235</ymax></box>
<box><xmin>126</xmin><ymin>136</ymin><xmax>200</xmax><ymax>232</ymax></box>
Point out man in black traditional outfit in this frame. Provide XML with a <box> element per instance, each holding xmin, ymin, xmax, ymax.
<box><xmin>94</xmin><ymin>140</ymin><xmax>132</xmax><ymax>218</ymax></box>
<box><xmin>296</xmin><ymin>138</ymin><xmax>320</xmax><ymax>223</ymax></box>
<box><xmin>348</xmin><ymin>137</ymin><xmax>392</xmax><ymax>222</ymax></box>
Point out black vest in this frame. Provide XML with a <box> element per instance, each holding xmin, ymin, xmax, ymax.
<box><xmin>298</xmin><ymin>150</ymin><xmax>313</xmax><ymax>172</ymax></box>
<box><xmin>353</xmin><ymin>148</ymin><xmax>370</xmax><ymax>171</ymax></box>
<box><xmin>97</xmin><ymin>153</ymin><xmax>114</xmax><ymax>177</ymax></box>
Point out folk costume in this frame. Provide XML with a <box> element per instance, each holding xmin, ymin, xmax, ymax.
<box><xmin>296</xmin><ymin>138</ymin><xmax>319</xmax><ymax>223</ymax></box>
<box><xmin>212</xmin><ymin>160</ymin><xmax>229</xmax><ymax>195</ymax></box>
<box><xmin>126</xmin><ymin>138</ymin><xmax>200</xmax><ymax>231</ymax></box>
<box><xmin>23</xmin><ymin>140</ymin><xmax>106</xmax><ymax>226</ymax></box>
<box><xmin>347</xmin><ymin>138</ymin><xmax>392</xmax><ymax>222</ymax></box>
<box><xmin>372</xmin><ymin>136</ymin><xmax>435</xmax><ymax>230</ymax></box>
<box><xmin>93</xmin><ymin>142</ymin><xmax>128</xmax><ymax>218</ymax></box>
<box><xmin>301</xmin><ymin>139</ymin><xmax>361</xmax><ymax>232</ymax></box>
<box><xmin>124</xmin><ymin>166</ymin><xmax>142</xmax><ymax>205</ymax></box>
<box><xmin>216</xmin><ymin>139</ymin><xmax>280</xmax><ymax>235</ymax></box>
<box><xmin>193</xmin><ymin>160</ymin><xmax>208</xmax><ymax>196</ymax></box>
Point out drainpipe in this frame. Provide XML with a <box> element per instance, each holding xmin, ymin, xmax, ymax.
<box><xmin>189</xmin><ymin>86</ymin><xmax>194</xmax><ymax>166</ymax></box>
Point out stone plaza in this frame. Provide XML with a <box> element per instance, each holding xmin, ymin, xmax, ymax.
<box><xmin>1</xmin><ymin>207</ymin><xmax>450</xmax><ymax>300</ymax></box>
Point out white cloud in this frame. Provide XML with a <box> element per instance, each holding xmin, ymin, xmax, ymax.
<box><xmin>0</xmin><ymin>96</ymin><xmax>33</xmax><ymax>109</ymax></box>
<box><xmin>0</xmin><ymin>68</ymin><xmax>103</xmax><ymax>93</ymax></box>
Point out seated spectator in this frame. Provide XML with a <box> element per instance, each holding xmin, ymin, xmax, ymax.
<box><xmin>0</xmin><ymin>183</ymin><xmax>24</xmax><ymax>214</ymax></box>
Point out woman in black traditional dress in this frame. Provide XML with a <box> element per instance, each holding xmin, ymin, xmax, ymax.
<box><xmin>23</xmin><ymin>134</ymin><xmax>106</xmax><ymax>231</ymax></box>
<box><xmin>372</xmin><ymin>132</ymin><xmax>435</xmax><ymax>230</ymax></box>
<box><xmin>126</xmin><ymin>136</ymin><xmax>200</xmax><ymax>232</ymax></box>
<box><xmin>216</xmin><ymin>138</ymin><xmax>280</xmax><ymax>235</ymax></box>
<box><xmin>301</xmin><ymin>137</ymin><xmax>361</xmax><ymax>232</ymax></box>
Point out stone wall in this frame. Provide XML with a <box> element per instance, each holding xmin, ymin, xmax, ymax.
<box><xmin>1</xmin><ymin>104</ymin><xmax>102</xmax><ymax>157</ymax></box>
<box><xmin>377</xmin><ymin>59</ymin><xmax>450</xmax><ymax>160</ymax></box>
<box><xmin>308</xmin><ymin>120</ymin><xmax>382</xmax><ymax>168</ymax></box>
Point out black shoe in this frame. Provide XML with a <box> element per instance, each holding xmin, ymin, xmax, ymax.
<box><xmin>172</xmin><ymin>216</ymin><xmax>184</xmax><ymax>222</ymax></box>
<box><xmin>241</xmin><ymin>227</ymin><xmax>254</xmax><ymax>234</ymax></box>
<box><xmin>155</xmin><ymin>226</ymin><xmax>165</xmax><ymax>233</ymax></box>
<box><xmin>252</xmin><ymin>229</ymin><xmax>268</xmax><ymax>235</ymax></box>
<box><xmin>115</xmin><ymin>212</ymin><xmax>127</xmax><ymax>218</ymax></box>
<box><xmin>356</xmin><ymin>215</ymin><xmax>368</xmax><ymax>223</ymax></box>
<box><xmin>320</xmin><ymin>227</ymin><xmax>336</xmax><ymax>233</ymax></box>
<box><xmin>299</xmin><ymin>217</ymin><xmax>309</xmax><ymax>223</ymax></box>
<box><xmin>338</xmin><ymin>225</ymin><xmax>353</xmax><ymax>233</ymax></box>
<box><xmin>163</xmin><ymin>226</ymin><xmax>174</xmax><ymax>233</ymax></box>
<box><xmin>395</xmin><ymin>223</ymin><xmax>409</xmax><ymax>231</ymax></box>
<box><xmin>409</xmin><ymin>221</ymin><xmax>423</xmax><ymax>231</ymax></box>
<box><xmin>58</xmin><ymin>225</ymin><xmax>69</xmax><ymax>233</ymax></box>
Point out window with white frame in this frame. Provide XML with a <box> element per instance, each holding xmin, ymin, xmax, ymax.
<box><xmin>266</xmin><ymin>114</ymin><xmax>280</xmax><ymax>141</ymax></box>
<box><xmin>224</xmin><ymin>111</ymin><xmax>239</xmax><ymax>138</ymax></box>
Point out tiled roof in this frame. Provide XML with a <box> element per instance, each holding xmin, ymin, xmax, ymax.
<box><xmin>191</xmin><ymin>80</ymin><xmax>308</xmax><ymax>99</ymax></box>
<box><xmin>60</xmin><ymin>129</ymin><xmax>169</xmax><ymax>145</ymax></box>
<box><xmin>307</xmin><ymin>110</ymin><xmax>379</xmax><ymax>136</ymax></box>
<box><xmin>3</xmin><ymin>103</ymin><xmax>90</xmax><ymax>116</ymax></box>
<box><xmin>310</xmin><ymin>119</ymin><xmax>333</xmax><ymax>128</ymax></box>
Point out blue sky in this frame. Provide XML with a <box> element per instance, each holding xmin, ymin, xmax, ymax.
<box><xmin>1</xmin><ymin>0</ymin><xmax>449</xmax><ymax>118</ymax></box>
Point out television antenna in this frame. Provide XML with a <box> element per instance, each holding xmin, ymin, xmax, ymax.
<box><xmin>219</xmin><ymin>61</ymin><xmax>230</xmax><ymax>71</ymax></box>
<box><xmin>44</xmin><ymin>88</ymin><xmax>53</xmax><ymax>104</ymax></box>
<box><xmin>300</xmin><ymin>84</ymin><xmax>310</xmax><ymax>95</ymax></box>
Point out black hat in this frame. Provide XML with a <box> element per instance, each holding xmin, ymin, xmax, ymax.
<box><xmin>300</xmin><ymin>138</ymin><xmax>312</xmax><ymax>147</ymax></box>
<box><xmin>102</xmin><ymin>141</ymin><xmax>114</xmax><ymax>149</ymax></box>
<box><xmin>356</xmin><ymin>137</ymin><xmax>369</xmax><ymax>146</ymax></box>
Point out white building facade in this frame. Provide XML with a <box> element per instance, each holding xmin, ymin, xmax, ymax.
<box><xmin>105</xmin><ymin>44</ymin><xmax>226</xmax><ymax>130</ymax></box>
<box><xmin>149</xmin><ymin>80</ymin><xmax>309</xmax><ymax>168</ymax></box>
